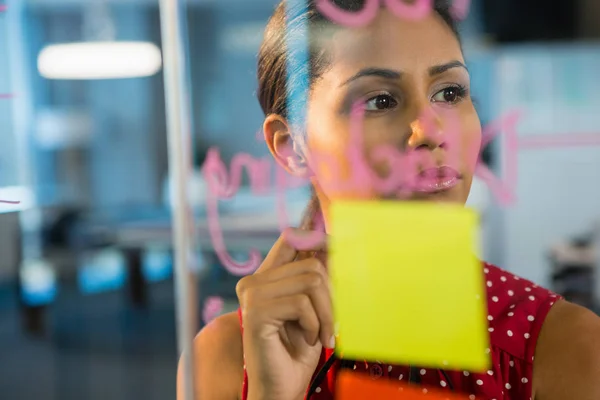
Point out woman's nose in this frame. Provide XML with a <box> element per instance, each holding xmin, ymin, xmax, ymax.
<box><xmin>407</xmin><ymin>114</ymin><xmax>446</xmax><ymax>151</ymax></box>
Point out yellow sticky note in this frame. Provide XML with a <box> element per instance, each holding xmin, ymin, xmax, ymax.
<box><xmin>329</xmin><ymin>201</ymin><xmax>489</xmax><ymax>372</ymax></box>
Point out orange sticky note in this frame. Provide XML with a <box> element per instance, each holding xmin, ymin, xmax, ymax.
<box><xmin>329</xmin><ymin>201</ymin><xmax>490</xmax><ymax>371</ymax></box>
<box><xmin>337</xmin><ymin>371</ymin><xmax>471</xmax><ymax>400</ymax></box>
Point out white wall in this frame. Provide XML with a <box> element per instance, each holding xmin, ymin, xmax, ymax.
<box><xmin>492</xmin><ymin>45</ymin><xmax>600</xmax><ymax>286</ymax></box>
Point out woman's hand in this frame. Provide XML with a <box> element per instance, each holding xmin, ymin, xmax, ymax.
<box><xmin>236</xmin><ymin>229</ymin><xmax>334</xmax><ymax>400</ymax></box>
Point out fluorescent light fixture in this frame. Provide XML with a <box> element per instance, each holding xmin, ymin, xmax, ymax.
<box><xmin>38</xmin><ymin>41</ymin><xmax>162</xmax><ymax>80</ymax></box>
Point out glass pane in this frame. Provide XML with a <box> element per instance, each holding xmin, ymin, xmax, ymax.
<box><xmin>3</xmin><ymin>0</ymin><xmax>600</xmax><ymax>399</ymax></box>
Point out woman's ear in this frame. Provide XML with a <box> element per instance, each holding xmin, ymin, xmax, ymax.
<box><xmin>263</xmin><ymin>114</ymin><xmax>309</xmax><ymax>177</ymax></box>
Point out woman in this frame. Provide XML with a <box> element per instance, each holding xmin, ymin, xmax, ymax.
<box><xmin>178</xmin><ymin>1</ymin><xmax>600</xmax><ymax>399</ymax></box>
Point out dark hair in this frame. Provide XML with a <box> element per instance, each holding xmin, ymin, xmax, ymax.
<box><xmin>257</xmin><ymin>0</ymin><xmax>462</xmax><ymax>229</ymax></box>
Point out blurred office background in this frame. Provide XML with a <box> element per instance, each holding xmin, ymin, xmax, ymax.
<box><xmin>2</xmin><ymin>0</ymin><xmax>600</xmax><ymax>398</ymax></box>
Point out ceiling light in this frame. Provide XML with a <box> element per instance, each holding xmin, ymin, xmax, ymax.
<box><xmin>37</xmin><ymin>41</ymin><xmax>162</xmax><ymax>80</ymax></box>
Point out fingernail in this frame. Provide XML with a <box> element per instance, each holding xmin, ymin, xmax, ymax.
<box><xmin>328</xmin><ymin>335</ymin><xmax>336</xmax><ymax>349</ymax></box>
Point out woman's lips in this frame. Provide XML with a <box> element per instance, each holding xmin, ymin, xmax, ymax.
<box><xmin>413</xmin><ymin>166</ymin><xmax>461</xmax><ymax>193</ymax></box>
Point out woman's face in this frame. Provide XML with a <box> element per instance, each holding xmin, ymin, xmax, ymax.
<box><xmin>302</xmin><ymin>10</ymin><xmax>481</xmax><ymax>211</ymax></box>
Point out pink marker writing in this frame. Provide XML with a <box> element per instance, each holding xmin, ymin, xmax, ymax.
<box><xmin>201</xmin><ymin>103</ymin><xmax>515</xmax><ymax>270</ymax></box>
<box><xmin>316</xmin><ymin>0</ymin><xmax>471</xmax><ymax>29</ymax></box>
<box><xmin>315</xmin><ymin>0</ymin><xmax>380</xmax><ymax>28</ymax></box>
<box><xmin>202</xmin><ymin>296</ymin><xmax>224</xmax><ymax>325</ymax></box>
<box><xmin>474</xmin><ymin>109</ymin><xmax>522</xmax><ymax>205</ymax></box>
<box><xmin>202</xmin><ymin>148</ymin><xmax>267</xmax><ymax>275</ymax></box>
<box><xmin>200</xmin><ymin>102</ymin><xmax>600</xmax><ymax>274</ymax></box>
<box><xmin>203</xmin><ymin>104</ymin><xmax>529</xmax><ymax>267</ymax></box>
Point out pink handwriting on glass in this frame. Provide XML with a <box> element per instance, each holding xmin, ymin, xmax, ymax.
<box><xmin>199</xmin><ymin>111</ymin><xmax>600</xmax><ymax>323</ymax></box>
<box><xmin>315</xmin><ymin>0</ymin><xmax>471</xmax><ymax>28</ymax></box>
<box><xmin>202</xmin><ymin>102</ymin><xmax>521</xmax><ymax>275</ymax></box>
<box><xmin>202</xmin><ymin>296</ymin><xmax>225</xmax><ymax>325</ymax></box>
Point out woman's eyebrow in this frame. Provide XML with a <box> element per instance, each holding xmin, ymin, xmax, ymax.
<box><xmin>339</xmin><ymin>61</ymin><xmax>468</xmax><ymax>87</ymax></box>
<box><xmin>340</xmin><ymin>67</ymin><xmax>402</xmax><ymax>87</ymax></box>
<box><xmin>428</xmin><ymin>60</ymin><xmax>468</xmax><ymax>76</ymax></box>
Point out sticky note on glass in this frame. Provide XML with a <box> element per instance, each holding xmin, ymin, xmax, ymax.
<box><xmin>336</xmin><ymin>371</ymin><xmax>471</xmax><ymax>400</ymax></box>
<box><xmin>329</xmin><ymin>201</ymin><xmax>489</xmax><ymax>371</ymax></box>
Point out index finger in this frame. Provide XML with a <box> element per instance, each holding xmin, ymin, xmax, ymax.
<box><xmin>258</xmin><ymin>228</ymin><xmax>328</xmax><ymax>273</ymax></box>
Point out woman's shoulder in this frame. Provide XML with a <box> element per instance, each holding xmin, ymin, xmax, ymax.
<box><xmin>195</xmin><ymin>310</ymin><xmax>244</xmax><ymax>355</ymax></box>
<box><xmin>483</xmin><ymin>262</ymin><xmax>561</xmax><ymax>362</ymax></box>
<box><xmin>531</xmin><ymin>298</ymin><xmax>600</xmax><ymax>399</ymax></box>
<box><xmin>177</xmin><ymin>311</ymin><xmax>244</xmax><ymax>400</ymax></box>
<box><xmin>197</xmin><ymin>310</ymin><xmax>244</xmax><ymax>371</ymax></box>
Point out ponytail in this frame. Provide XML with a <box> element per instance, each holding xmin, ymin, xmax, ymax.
<box><xmin>299</xmin><ymin>186</ymin><xmax>322</xmax><ymax>231</ymax></box>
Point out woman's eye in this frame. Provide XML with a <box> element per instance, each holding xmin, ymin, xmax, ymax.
<box><xmin>432</xmin><ymin>86</ymin><xmax>466</xmax><ymax>104</ymax></box>
<box><xmin>365</xmin><ymin>94</ymin><xmax>398</xmax><ymax>111</ymax></box>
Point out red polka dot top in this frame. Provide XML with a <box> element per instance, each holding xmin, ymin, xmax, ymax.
<box><xmin>238</xmin><ymin>263</ymin><xmax>561</xmax><ymax>400</ymax></box>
